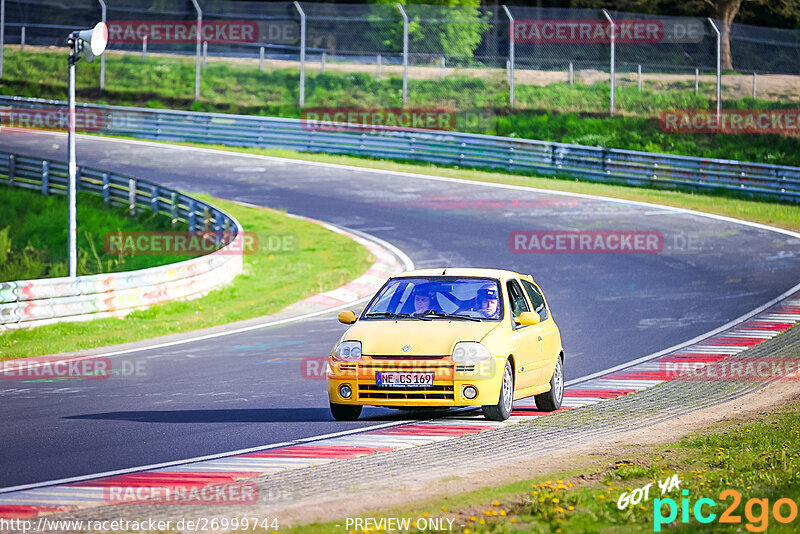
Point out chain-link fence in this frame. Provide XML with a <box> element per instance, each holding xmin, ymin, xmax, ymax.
<box><xmin>1</xmin><ymin>1</ymin><xmax>799</xmax><ymax>123</ymax></box>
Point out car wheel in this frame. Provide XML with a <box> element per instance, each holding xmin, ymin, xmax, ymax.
<box><xmin>330</xmin><ymin>402</ymin><xmax>362</xmax><ymax>421</ymax></box>
<box><xmin>482</xmin><ymin>359</ymin><xmax>514</xmax><ymax>421</ymax></box>
<box><xmin>535</xmin><ymin>355</ymin><xmax>564</xmax><ymax>412</ymax></box>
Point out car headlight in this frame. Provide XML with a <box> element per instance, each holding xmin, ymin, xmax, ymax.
<box><xmin>333</xmin><ymin>341</ymin><xmax>362</xmax><ymax>362</ymax></box>
<box><xmin>452</xmin><ymin>342</ymin><xmax>491</xmax><ymax>362</ymax></box>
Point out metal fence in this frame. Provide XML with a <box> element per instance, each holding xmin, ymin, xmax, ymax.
<box><xmin>1</xmin><ymin>1</ymin><xmax>798</xmax><ymax>115</ymax></box>
<box><xmin>2</xmin><ymin>95</ymin><xmax>797</xmax><ymax>203</ymax></box>
<box><xmin>0</xmin><ymin>148</ymin><xmax>244</xmax><ymax>330</ymax></box>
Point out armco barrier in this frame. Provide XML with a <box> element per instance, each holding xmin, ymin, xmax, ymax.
<box><xmin>0</xmin><ymin>150</ymin><xmax>243</xmax><ymax>331</ymax></box>
<box><xmin>1</xmin><ymin>95</ymin><xmax>799</xmax><ymax>202</ymax></box>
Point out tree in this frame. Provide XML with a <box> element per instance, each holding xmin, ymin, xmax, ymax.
<box><xmin>367</xmin><ymin>0</ymin><xmax>489</xmax><ymax>60</ymax></box>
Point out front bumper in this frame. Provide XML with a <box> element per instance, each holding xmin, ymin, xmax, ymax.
<box><xmin>326</xmin><ymin>356</ymin><xmax>505</xmax><ymax>407</ymax></box>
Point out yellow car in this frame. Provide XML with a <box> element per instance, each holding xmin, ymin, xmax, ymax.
<box><xmin>327</xmin><ymin>268</ymin><xmax>564</xmax><ymax>421</ymax></box>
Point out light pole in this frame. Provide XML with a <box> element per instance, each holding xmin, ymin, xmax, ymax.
<box><xmin>66</xmin><ymin>22</ymin><xmax>108</xmax><ymax>277</ymax></box>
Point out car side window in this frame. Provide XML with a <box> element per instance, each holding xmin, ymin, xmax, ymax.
<box><xmin>521</xmin><ymin>280</ymin><xmax>549</xmax><ymax>321</ymax></box>
<box><xmin>506</xmin><ymin>280</ymin><xmax>530</xmax><ymax>318</ymax></box>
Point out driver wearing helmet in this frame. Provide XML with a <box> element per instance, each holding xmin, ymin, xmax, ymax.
<box><xmin>412</xmin><ymin>283</ymin><xmax>436</xmax><ymax>314</ymax></box>
<box><xmin>476</xmin><ymin>286</ymin><xmax>500</xmax><ymax>319</ymax></box>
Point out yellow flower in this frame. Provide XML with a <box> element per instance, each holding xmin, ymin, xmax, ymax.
<box><xmin>492</xmin><ymin>500</ymin><xmax>500</xmax><ymax>506</ymax></box>
<box><xmin>500</xmin><ymin>510</ymin><xmax>506</xmax><ymax>516</ymax></box>
<box><xmin>568</xmin><ymin>506</ymin><xmax>575</xmax><ymax>511</ymax></box>
<box><xmin>479</xmin><ymin>519</ymin><xmax>485</xmax><ymax>525</ymax></box>
<box><xmin>469</xmin><ymin>516</ymin><xmax>477</xmax><ymax>522</ymax></box>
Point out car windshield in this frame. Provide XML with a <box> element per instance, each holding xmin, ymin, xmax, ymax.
<box><xmin>362</xmin><ymin>276</ymin><xmax>503</xmax><ymax>321</ymax></box>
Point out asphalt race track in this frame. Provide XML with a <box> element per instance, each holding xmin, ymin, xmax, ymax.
<box><xmin>1</xmin><ymin>131</ymin><xmax>799</xmax><ymax>490</ymax></box>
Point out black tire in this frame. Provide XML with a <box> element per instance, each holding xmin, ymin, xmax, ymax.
<box><xmin>482</xmin><ymin>359</ymin><xmax>514</xmax><ymax>421</ymax></box>
<box><xmin>535</xmin><ymin>355</ymin><xmax>564</xmax><ymax>412</ymax></box>
<box><xmin>330</xmin><ymin>402</ymin><xmax>362</xmax><ymax>421</ymax></box>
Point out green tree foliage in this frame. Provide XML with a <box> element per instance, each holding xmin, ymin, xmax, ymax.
<box><xmin>366</xmin><ymin>0</ymin><xmax>489</xmax><ymax>58</ymax></box>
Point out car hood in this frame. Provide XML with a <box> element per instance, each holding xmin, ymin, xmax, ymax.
<box><xmin>344</xmin><ymin>319</ymin><xmax>502</xmax><ymax>357</ymax></box>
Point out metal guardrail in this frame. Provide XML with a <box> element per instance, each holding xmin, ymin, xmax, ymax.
<box><xmin>0</xmin><ymin>149</ymin><xmax>243</xmax><ymax>331</ymax></box>
<box><xmin>1</xmin><ymin>95</ymin><xmax>799</xmax><ymax>202</ymax></box>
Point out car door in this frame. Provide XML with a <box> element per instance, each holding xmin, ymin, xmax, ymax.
<box><xmin>521</xmin><ymin>279</ymin><xmax>560</xmax><ymax>385</ymax></box>
<box><xmin>506</xmin><ymin>278</ymin><xmax>542</xmax><ymax>390</ymax></box>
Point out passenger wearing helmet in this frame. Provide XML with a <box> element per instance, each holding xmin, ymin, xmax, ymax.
<box><xmin>477</xmin><ymin>287</ymin><xmax>500</xmax><ymax>319</ymax></box>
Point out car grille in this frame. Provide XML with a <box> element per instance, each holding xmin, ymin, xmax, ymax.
<box><xmin>339</xmin><ymin>363</ymin><xmax>357</xmax><ymax>372</ymax></box>
<box><xmin>369</xmin><ymin>355</ymin><xmax>446</xmax><ymax>360</ymax></box>
<box><xmin>358</xmin><ymin>384</ymin><xmax>454</xmax><ymax>400</ymax></box>
<box><xmin>454</xmin><ymin>364</ymin><xmax>475</xmax><ymax>372</ymax></box>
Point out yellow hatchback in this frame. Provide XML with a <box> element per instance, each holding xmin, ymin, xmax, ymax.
<box><xmin>327</xmin><ymin>268</ymin><xmax>564</xmax><ymax>421</ymax></box>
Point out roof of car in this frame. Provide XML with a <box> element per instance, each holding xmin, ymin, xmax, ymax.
<box><xmin>392</xmin><ymin>268</ymin><xmax>532</xmax><ymax>280</ymax></box>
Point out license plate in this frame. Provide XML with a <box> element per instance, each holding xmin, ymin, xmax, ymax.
<box><xmin>376</xmin><ymin>372</ymin><xmax>434</xmax><ymax>388</ymax></box>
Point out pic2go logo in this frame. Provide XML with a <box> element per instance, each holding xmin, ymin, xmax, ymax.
<box><xmin>654</xmin><ymin>489</ymin><xmax>798</xmax><ymax>532</ymax></box>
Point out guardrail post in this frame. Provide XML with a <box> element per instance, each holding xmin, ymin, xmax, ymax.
<box><xmin>695</xmin><ymin>68</ymin><xmax>699</xmax><ymax>94</ymax></box>
<box><xmin>321</xmin><ymin>51</ymin><xmax>326</xmax><ymax>74</ymax></box>
<box><xmin>502</xmin><ymin>5</ymin><xmax>515</xmax><ymax>108</ymax></box>
<box><xmin>376</xmin><ymin>54</ymin><xmax>381</xmax><ymax>81</ymax></box>
<box><xmin>708</xmin><ymin>18</ymin><xmax>721</xmax><ymax>122</ymax></box>
<box><xmin>752</xmin><ymin>72</ymin><xmax>756</xmax><ymax>98</ymax></box>
<box><xmin>440</xmin><ymin>56</ymin><xmax>445</xmax><ymax>80</ymax></box>
<box><xmin>259</xmin><ymin>46</ymin><xmax>264</xmax><ymax>72</ymax></box>
<box><xmin>568</xmin><ymin>61</ymin><xmax>573</xmax><ymax>85</ymax></box>
<box><xmin>7</xmin><ymin>154</ymin><xmax>14</xmax><ymax>184</ymax></box>
<box><xmin>294</xmin><ymin>1</ymin><xmax>306</xmax><ymax>107</ymax></box>
<box><xmin>171</xmin><ymin>192</ymin><xmax>178</xmax><ymax>226</ymax></box>
<box><xmin>20</xmin><ymin>26</ymin><xmax>24</xmax><ymax>52</ymax></box>
<box><xmin>203</xmin><ymin>206</ymin><xmax>211</xmax><ymax>232</ymax></box>
<box><xmin>102</xmin><ymin>173</ymin><xmax>110</xmax><ymax>204</ymax></box>
<box><xmin>202</xmin><ymin>41</ymin><xmax>207</xmax><ymax>69</ymax></box>
<box><xmin>188</xmin><ymin>200</ymin><xmax>197</xmax><ymax>232</ymax></box>
<box><xmin>98</xmin><ymin>0</ymin><xmax>106</xmax><ymax>91</ymax></box>
<box><xmin>214</xmin><ymin>211</ymin><xmax>222</xmax><ymax>245</ymax></box>
<box><xmin>223</xmin><ymin>217</ymin><xmax>231</xmax><ymax>245</ymax></box>
<box><xmin>602</xmin><ymin>9</ymin><xmax>615</xmax><ymax>114</ymax></box>
<box><xmin>637</xmin><ymin>64</ymin><xmax>642</xmax><ymax>91</ymax></box>
<box><xmin>397</xmin><ymin>3</ymin><xmax>408</xmax><ymax>108</ymax></box>
<box><xmin>41</xmin><ymin>161</ymin><xmax>49</xmax><ymax>195</ymax></box>
<box><xmin>128</xmin><ymin>178</ymin><xmax>136</xmax><ymax>215</ymax></box>
<box><xmin>142</xmin><ymin>35</ymin><xmax>147</xmax><ymax>62</ymax></box>
<box><xmin>191</xmin><ymin>0</ymin><xmax>202</xmax><ymax>100</ymax></box>
<box><xmin>151</xmin><ymin>185</ymin><xmax>159</xmax><ymax>213</ymax></box>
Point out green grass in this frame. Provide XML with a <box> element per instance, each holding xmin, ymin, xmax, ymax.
<box><xmin>0</xmin><ymin>194</ymin><xmax>372</xmax><ymax>359</ymax></box>
<box><xmin>280</xmin><ymin>399</ymin><xmax>800</xmax><ymax>533</ymax></box>
<box><xmin>117</xmin><ymin>140</ymin><xmax>800</xmax><ymax>233</ymax></box>
<box><xmin>0</xmin><ymin>185</ymin><xmax>192</xmax><ymax>281</ymax></box>
<box><xmin>3</xmin><ymin>49</ymin><xmax>799</xmax><ymax>166</ymax></box>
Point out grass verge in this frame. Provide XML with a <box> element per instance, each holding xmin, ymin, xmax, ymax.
<box><xmin>284</xmin><ymin>400</ymin><xmax>800</xmax><ymax>533</ymax></box>
<box><xmin>0</xmin><ymin>194</ymin><xmax>373</xmax><ymax>360</ymax></box>
<box><xmin>3</xmin><ymin>48</ymin><xmax>799</xmax><ymax>166</ymax></box>
<box><xmin>111</xmin><ymin>139</ymin><xmax>800</xmax><ymax>233</ymax></box>
<box><xmin>0</xmin><ymin>184</ymin><xmax>192</xmax><ymax>282</ymax></box>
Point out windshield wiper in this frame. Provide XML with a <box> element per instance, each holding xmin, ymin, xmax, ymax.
<box><xmin>365</xmin><ymin>312</ymin><xmax>430</xmax><ymax>320</ymax></box>
<box><xmin>415</xmin><ymin>311</ymin><xmax>481</xmax><ymax>321</ymax></box>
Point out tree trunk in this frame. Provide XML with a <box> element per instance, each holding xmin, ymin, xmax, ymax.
<box><xmin>715</xmin><ymin>0</ymin><xmax>743</xmax><ymax>71</ymax></box>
